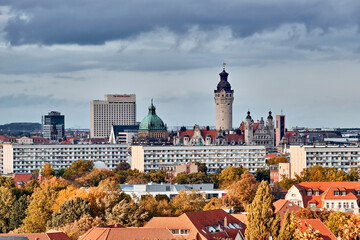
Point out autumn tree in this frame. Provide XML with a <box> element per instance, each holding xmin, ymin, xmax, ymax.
<box><xmin>22</xmin><ymin>177</ymin><xmax>68</xmax><ymax>233</ymax></box>
<box><xmin>194</xmin><ymin>162</ymin><xmax>207</xmax><ymax>173</ymax></box>
<box><xmin>0</xmin><ymin>176</ymin><xmax>15</xmax><ymax>189</ymax></box>
<box><xmin>245</xmin><ymin>181</ymin><xmax>280</xmax><ymax>240</ymax></box>
<box><xmin>278</xmin><ymin>211</ymin><xmax>298</xmax><ymax>240</ymax></box>
<box><xmin>337</xmin><ymin>214</ymin><xmax>360</xmax><ymax>239</ymax></box>
<box><xmin>294</xmin><ymin>221</ymin><xmax>322</xmax><ymax>240</ymax></box>
<box><xmin>106</xmin><ymin>199</ymin><xmax>148</xmax><ymax>227</ymax></box>
<box><xmin>42</xmin><ymin>163</ymin><xmax>55</xmax><ymax>179</ymax></box>
<box><xmin>63</xmin><ymin>160</ymin><xmax>94</xmax><ymax>181</ymax></box>
<box><xmin>295</xmin><ymin>208</ymin><xmax>332</xmax><ymax>223</ymax></box>
<box><xmin>139</xmin><ymin>194</ymin><xmax>172</xmax><ymax>217</ymax></box>
<box><xmin>324</xmin><ymin>211</ymin><xmax>350</xmax><ymax>237</ymax></box>
<box><xmin>203</xmin><ymin>197</ymin><xmax>225</xmax><ymax>211</ymax></box>
<box><xmin>59</xmin><ymin>214</ymin><xmax>104</xmax><ymax>240</ymax></box>
<box><xmin>225</xmin><ymin>173</ymin><xmax>258</xmax><ymax>211</ymax></box>
<box><xmin>115</xmin><ymin>162</ymin><xmax>131</xmax><ymax>171</ymax></box>
<box><xmin>170</xmin><ymin>190</ymin><xmax>206</xmax><ymax>216</ymax></box>
<box><xmin>267</xmin><ymin>156</ymin><xmax>289</xmax><ymax>166</ymax></box>
<box><xmin>48</xmin><ymin>197</ymin><xmax>91</xmax><ymax>228</ymax></box>
<box><xmin>74</xmin><ymin>168</ymin><xmax>115</xmax><ymax>187</ymax></box>
<box><xmin>218</xmin><ymin>166</ymin><xmax>246</xmax><ymax>188</ymax></box>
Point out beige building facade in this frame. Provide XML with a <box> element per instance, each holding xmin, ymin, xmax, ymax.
<box><xmin>90</xmin><ymin>94</ymin><xmax>136</xmax><ymax>138</ymax></box>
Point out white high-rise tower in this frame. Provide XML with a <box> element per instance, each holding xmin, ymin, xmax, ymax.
<box><xmin>214</xmin><ymin>65</ymin><xmax>234</xmax><ymax>131</ymax></box>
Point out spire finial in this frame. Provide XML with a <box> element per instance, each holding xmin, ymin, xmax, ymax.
<box><xmin>223</xmin><ymin>62</ymin><xmax>226</xmax><ymax>70</ymax></box>
<box><xmin>151</xmin><ymin>98</ymin><xmax>153</xmax><ymax>105</ymax></box>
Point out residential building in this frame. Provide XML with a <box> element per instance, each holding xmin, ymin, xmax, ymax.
<box><xmin>131</xmin><ymin>145</ymin><xmax>266</xmax><ymax>173</ymax></box>
<box><xmin>16</xmin><ymin>136</ymin><xmax>49</xmax><ymax>145</ymax></box>
<box><xmin>120</xmin><ymin>183</ymin><xmax>225</xmax><ymax>200</ymax></box>
<box><xmin>297</xmin><ymin>219</ymin><xmax>336</xmax><ymax>240</ymax></box>
<box><xmin>80</xmin><ymin>226</ymin><xmax>174</xmax><ymax>240</ymax></box>
<box><xmin>90</xmin><ymin>94</ymin><xmax>136</xmax><ymax>138</ymax></box>
<box><xmin>276</xmin><ymin>115</ymin><xmax>285</xmax><ymax>146</ymax></box>
<box><xmin>159</xmin><ymin>162</ymin><xmax>198</xmax><ymax>180</ymax></box>
<box><xmin>43</xmin><ymin>111</ymin><xmax>65</xmax><ymax>141</ymax></box>
<box><xmin>214</xmin><ymin>65</ymin><xmax>234</xmax><ymax>131</ymax></box>
<box><xmin>290</xmin><ymin>145</ymin><xmax>360</xmax><ymax>177</ymax></box>
<box><xmin>0</xmin><ymin>143</ymin><xmax>129</xmax><ymax>174</ymax></box>
<box><xmin>273</xmin><ymin>199</ymin><xmax>302</xmax><ymax>220</ymax></box>
<box><xmin>145</xmin><ymin>209</ymin><xmax>246</xmax><ymax>240</ymax></box>
<box><xmin>285</xmin><ymin>182</ymin><xmax>360</xmax><ymax>213</ymax></box>
<box><xmin>269</xmin><ymin>162</ymin><xmax>291</xmax><ymax>184</ymax></box>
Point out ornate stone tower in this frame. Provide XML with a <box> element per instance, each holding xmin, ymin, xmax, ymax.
<box><xmin>214</xmin><ymin>64</ymin><xmax>234</xmax><ymax>131</ymax></box>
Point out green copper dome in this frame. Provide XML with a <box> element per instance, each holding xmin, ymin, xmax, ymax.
<box><xmin>139</xmin><ymin>99</ymin><xmax>166</xmax><ymax>131</ymax></box>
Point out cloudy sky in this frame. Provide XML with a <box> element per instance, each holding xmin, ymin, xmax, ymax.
<box><xmin>0</xmin><ymin>0</ymin><xmax>360</xmax><ymax>129</ymax></box>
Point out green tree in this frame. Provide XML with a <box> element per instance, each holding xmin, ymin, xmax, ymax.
<box><xmin>255</xmin><ymin>168</ymin><xmax>270</xmax><ymax>182</ymax></box>
<box><xmin>75</xmin><ymin>168</ymin><xmax>115</xmax><ymax>187</ymax></box>
<box><xmin>8</xmin><ymin>195</ymin><xmax>29</xmax><ymax>232</ymax></box>
<box><xmin>194</xmin><ymin>162</ymin><xmax>207</xmax><ymax>173</ymax></box>
<box><xmin>42</xmin><ymin>163</ymin><xmax>55</xmax><ymax>179</ymax></box>
<box><xmin>324</xmin><ymin>211</ymin><xmax>350</xmax><ymax>237</ymax></box>
<box><xmin>171</xmin><ymin>172</ymin><xmax>190</xmax><ymax>184</ymax></box>
<box><xmin>278</xmin><ymin>211</ymin><xmax>298</xmax><ymax>240</ymax></box>
<box><xmin>49</xmin><ymin>197</ymin><xmax>91</xmax><ymax>228</ymax></box>
<box><xmin>245</xmin><ymin>181</ymin><xmax>280</xmax><ymax>240</ymax></box>
<box><xmin>0</xmin><ymin>186</ymin><xmax>16</xmax><ymax>233</ymax></box>
<box><xmin>63</xmin><ymin>160</ymin><xmax>94</xmax><ymax>181</ymax></box>
<box><xmin>115</xmin><ymin>162</ymin><xmax>131</xmax><ymax>171</ymax></box>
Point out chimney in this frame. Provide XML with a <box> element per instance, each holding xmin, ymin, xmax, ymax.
<box><xmin>224</xmin><ymin>217</ymin><xmax>228</xmax><ymax>229</ymax></box>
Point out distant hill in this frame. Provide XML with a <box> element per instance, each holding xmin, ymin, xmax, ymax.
<box><xmin>0</xmin><ymin>122</ymin><xmax>42</xmax><ymax>132</ymax></box>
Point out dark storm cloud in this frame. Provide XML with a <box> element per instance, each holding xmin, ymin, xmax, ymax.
<box><xmin>2</xmin><ymin>0</ymin><xmax>360</xmax><ymax>45</ymax></box>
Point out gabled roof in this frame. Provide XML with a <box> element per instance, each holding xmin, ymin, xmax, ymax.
<box><xmin>0</xmin><ymin>232</ymin><xmax>71</xmax><ymax>240</ymax></box>
<box><xmin>239</xmin><ymin>122</ymin><xmax>260</xmax><ymax>131</ymax></box>
<box><xmin>298</xmin><ymin>219</ymin><xmax>336</xmax><ymax>240</ymax></box>
<box><xmin>145</xmin><ymin>209</ymin><xmax>246</xmax><ymax>240</ymax></box>
<box><xmin>273</xmin><ymin>199</ymin><xmax>302</xmax><ymax>220</ymax></box>
<box><xmin>294</xmin><ymin>182</ymin><xmax>360</xmax><ymax>208</ymax></box>
<box><xmin>79</xmin><ymin>227</ymin><xmax>174</xmax><ymax>240</ymax></box>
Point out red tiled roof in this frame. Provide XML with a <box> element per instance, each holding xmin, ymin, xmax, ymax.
<box><xmin>239</xmin><ymin>122</ymin><xmax>260</xmax><ymax>131</ymax></box>
<box><xmin>295</xmin><ymin>182</ymin><xmax>360</xmax><ymax>208</ymax></box>
<box><xmin>79</xmin><ymin>227</ymin><xmax>174</xmax><ymax>240</ymax></box>
<box><xmin>0</xmin><ymin>232</ymin><xmax>71</xmax><ymax>240</ymax></box>
<box><xmin>298</xmin><ymin>219</ymin><xmax>336</xmax><ymax>240</ymax></box>
<box><xmin>12</xmin><ymin>174</ymin><xmax>33</xmax><ymax>188</ymax></box>
<box><xmin>273</xmin><ymin>199</ymin><xmax>302</xmax><ymax>220</ymax></box>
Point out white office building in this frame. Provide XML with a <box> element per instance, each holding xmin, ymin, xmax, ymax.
<box><xmin>131</xmin><ymin>145</ymin><xmax>266</xmax><ymax>173</ymax></box>
<box><xmin>290</xmin><ymin>145</ymin><xmax>360</xmax><ymax>177</ymax></box>
<box><xmin>0</xmin><ymin>143</ymin><xmax>129</xmax><ymax>174</ymax></box>
<box><xmin>90</xmin><ymin>94</ymin><xmax>136</xmax><ymax>138</ymax></box>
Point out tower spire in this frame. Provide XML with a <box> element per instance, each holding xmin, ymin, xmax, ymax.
<box><xmin>223</xmin><ymin>62</ymin><xmax>226</xmax><ymax>71</ymax></box>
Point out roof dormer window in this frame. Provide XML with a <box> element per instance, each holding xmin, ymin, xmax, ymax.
<box><xmin>341</xmin><ymin>191</ymin><xmax>346</xmax><ymax>196</ymax></box>
<box><xmin>334</xmin><ymin>191</ymin><xmax>339</xmax><ymax>196</ymax></box>
<box><xmin>356</xmin><ymin>190</ymin><xmax>360</xmax><ymax>196</ymax></box>
<box><xmin>307</xmin><ymin>191</ymin><xmax>312</xmax><ymax>196</ymax></box>
<box><xmin>314</xmin><ymin>191</ymin><xmax>319</xmax><ymax>196</ymax></box>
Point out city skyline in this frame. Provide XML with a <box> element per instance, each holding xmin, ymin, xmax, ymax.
<box><xmin>1</xmin><ymin>1</ymin><xmax>360</xmax><ymax>129</ymax></box>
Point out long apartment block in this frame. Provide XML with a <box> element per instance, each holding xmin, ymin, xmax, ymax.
<box><xmin>0</xmin><ymin>143</ymin><xmax>129</xmax><ymax>174</ymax></box>
<box><xmin>290</xmin><ymin>145</ymin><xmax>360</xmax><ymax>177</ymax></box>
<box><xmin>131</xmin><ymin>145</ymin><xmax>267</xmax><ymax>173</ymax></box>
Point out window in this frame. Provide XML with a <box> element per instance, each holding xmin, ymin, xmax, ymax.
<box><xmin>338</xmin><ymin>202</ymin><xmax>341</xmax><ymax>209</ymax></box>
<box><xmin>326</xmin><ymin>202</ymin><xmax>329</xmax><ymax>208</ymax></box>
<box><xmin>307</xmin><ymin>191</ymin><xmax>312</xmax><ymax>196</ymax></box>
<box><xmin>334</xmin><ymin>191</ymin><xmax>339</xmax><ymax>196</ymax></box>
<box><xmin>341</xmin><ymin>191</ymin><xmax>346</xmax><ymax>196</ymax></box>
<box><xmin>331</xmin><ymin>202</ymin><xmax>334</xmax><ymax>209</ymax></box>
<box><xmin>351</xmin><ymin>202</ymin><xmax>354</xmax><ymax>209</ymax></box>
<box><xmin>180</xmin><ymin>229</ymin><xmax>190</xmax><ymax>234</ymax></box>
<box><xmin>314</xmin><ymin>191</ymin><xmax>319</xmax><ymax>196</ymax></box>
<box><xmin>356</xmin><ymin>191</ymin><xmax>360</xmax><ymax>195</ymax></box>
<box><xmin>309</xmin><ymin>203</ymin><xmax>316</xmax><ymax>208</ymax></box>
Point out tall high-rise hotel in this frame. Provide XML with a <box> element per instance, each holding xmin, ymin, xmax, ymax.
<box><xmin>90</xmin><ymin>94</ymin><xmax>136</xmax><ymax>138</ymax></box>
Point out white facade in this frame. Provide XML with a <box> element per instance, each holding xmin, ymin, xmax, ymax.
<box><xmin>214</xmin><ymin>90</ymin><xmax>234</xmax><ymax>131</ymax></box>
<box><xmin>0</xmin><ymin>143</ymin><xmax>129</xmax><ymax>174</ymax></box>
<box><xmin>90</xmin><ymin>94</ymin><xmax>136</xmax><ymax>138</ymax></box>
<box><xmin>290</xmin><ymin>145</ymin><xmax>360</xmax><ymax>177</ymax></box>
<box><xmin>120</xmin><ymin>183</ymin><xmax>225</xmax><ymax>200</ymax></box>
<box><xmin>131</xmin><ymin>145</ymin><xmax>266</xmax><ymax>173</ymax></box>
